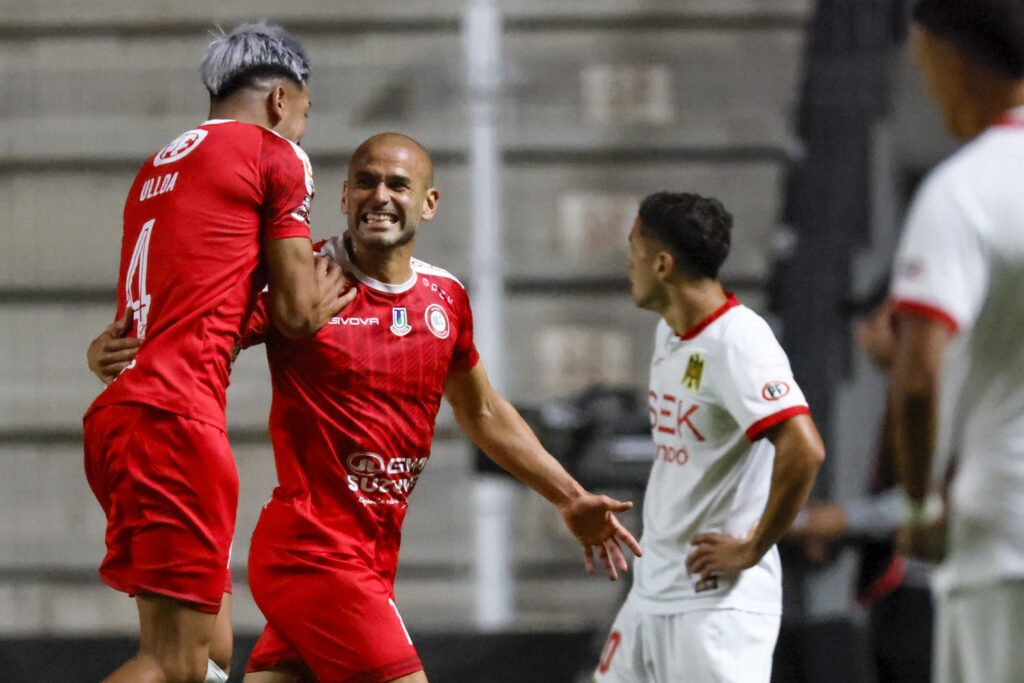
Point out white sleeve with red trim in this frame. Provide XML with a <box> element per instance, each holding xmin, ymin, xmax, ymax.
<box><xmin>716</xmin><ymin>312</ymin><xmax>809</xmax><ymax>441</ymax></box>
<box><xmin>891</xmin><ymin>165</ymin><xmax>991</xmax><ymax>334</ymax></box>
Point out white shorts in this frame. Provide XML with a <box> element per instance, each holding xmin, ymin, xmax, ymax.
<box><xmin>592</xmin><ymin>601</ymin><xmax>780</xmax><ymax>683</ymax></box>
<box><xmin>935</xmin><ymin>580</ymin><xmax>1024</xmax><ymax>683</ymax></box>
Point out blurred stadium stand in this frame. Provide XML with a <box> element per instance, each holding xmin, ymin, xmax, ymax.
<box><xmin>0</xmin><ymin>0</ymin><xmax>961</xmax><ymax>681</ymax></box>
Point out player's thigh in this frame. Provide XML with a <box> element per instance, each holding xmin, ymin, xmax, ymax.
<box><xmin>249</xmin><ymin>547</ymin><xmax>422</xmax><ymax>683</ymax></box>
<box><xmin>592</xmin><ymin>602</ymin><xmax>647</xmax><ymax>682</ymax></box>
<box><xmin>657</xmin><ymin>609</ymin><xmax>779</xmax><ymax>683</ymax></box>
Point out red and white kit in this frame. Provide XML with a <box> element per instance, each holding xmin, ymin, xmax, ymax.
<box><xmin>596</xmin><ymin>295</ymin><xmax>808</xmax><ymax>683</ymax></box>
<box><xmin>83</xmin><ymin>119</ymin><xmax>314</xmax><ymax>612</ymax></box>
<box><xmin>244</xmin><ymin>235</ymin><xmax>478</xmax><ymax>682</ymax></box>
<box><xmin>892</xmin><ymin>108</ymin><xmax>1024</xmax><ymax>683</ymax></box>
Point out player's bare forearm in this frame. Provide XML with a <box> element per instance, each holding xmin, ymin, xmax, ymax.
<box><xmin>444</xmin><ymin>363</ymin><xmax>583</xmax><ymax>506</ymax></box>
<box><xmin>897</xmin><ymin>392</ymin><xmax>937</xmax><ymax>503</ymax></box>
<box><xmin>889</xmin><ymin>314</ymin><xmax>950</xmax><ymax>504</ymax></box>
<box><xmin>445</xmin><ymin>363</ymin><xmax>642</xmax><ymax>578</ymax></box>
<box><xmin>267</xmin><ymin>238</ymin><xmax>352</xmax><ymax>339</ymax></box>
<box><xmin>749</xmin><ymin>414</ymin><xmax>825</xmax><ymax>558</ymax></box>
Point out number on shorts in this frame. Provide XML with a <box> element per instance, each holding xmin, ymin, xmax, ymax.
<box><xmin>597</xmin><ymin>630</ymin><xmax>622</xmax><ymax>674</ymax></box>
<box><xmin>125</xmin><ymin>219</ymin><xmax>155</xmax><ymax>339</ymax></box>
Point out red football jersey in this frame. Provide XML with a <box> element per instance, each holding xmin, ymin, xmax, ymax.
<box><xmin>87</xmin><ymin>119</ymin><xmax>315</xmax><ymax>430</ymax></box>
<box><xmin>245</xmin><ymin>236</ymin><xmax>479</xmax><ymax>577</ymax></box>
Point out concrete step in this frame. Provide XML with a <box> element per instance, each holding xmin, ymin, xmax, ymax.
<box><xmin>0</xmin><ymin>161</ymin><xmax>783</xmax><ymax>289</ymax></box>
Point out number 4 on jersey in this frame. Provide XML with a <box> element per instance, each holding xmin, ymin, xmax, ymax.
<box><xmin>125</xmin><ymin>219</ymin><xmax>155</xmax><ymax>343</ymax></box>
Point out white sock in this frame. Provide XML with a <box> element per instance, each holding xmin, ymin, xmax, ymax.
<box><xmin>205</xmin><ymin>659</ymin><xmax>229</xmax><ymax>683</ymax></box>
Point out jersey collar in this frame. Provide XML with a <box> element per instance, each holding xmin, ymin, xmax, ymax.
<box><xmin>321</xmin><ymin>235</ymin><xmax>418</xmax><ymax>294</ymax></box>
<box><xmin>677</xmin><ymin>293</ymin><xmax>740</xmax><ymax>341</ymax></box>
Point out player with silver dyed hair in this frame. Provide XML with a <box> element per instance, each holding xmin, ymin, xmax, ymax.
<box><xmin>200</xmin><ymin>22</ymin><xmax>311</xmax><ymax>101</ymax></box>
<box><xmin>83</xmin><ymin>19</ymin><xmax>350</xmax><ymax>683</ymax></box>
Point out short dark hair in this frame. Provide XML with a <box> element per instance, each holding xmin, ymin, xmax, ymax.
<box><xmin>637</xmin><ymin>192</ymin><xmax>732</xmax><ymax>280</ymax></box>
<box><xmin>200</xmin><ymin>22</ymin><xmax>311</xmax><ymax>100</ymax></box>
<box><xmin>913</xmin><ymin>0</ymin><xmax>1024</xmax><ymax>78</ymax></box>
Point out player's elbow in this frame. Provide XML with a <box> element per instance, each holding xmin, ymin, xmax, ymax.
<box><xmin>271</xmin><ymin>310</ymin><xmax>317</xmax><ymax>339</ymax></box>
<box><xmin>270</xmin><ymin>297</ymin><xmax>321</xmax><ymax>340</ymax></box>
<box><xmin>805</xmin><ymin>440</ymin><xmax>826</xmax><ymax>469</ymax></box>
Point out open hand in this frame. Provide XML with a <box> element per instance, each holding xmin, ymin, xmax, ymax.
<box><xmin>560</xmin><ymin>493</ymin><xmax>643</xmax><ymax>581</ymax></box>
<box><xmin>314</xmin><ymin>255</ymin><xmax>357</xmax><ymax>328</ymax></box>
<box><xmin>87</xmin><ymin>311</ymin><xmax>141</xmax><ymax>384</ymax></box>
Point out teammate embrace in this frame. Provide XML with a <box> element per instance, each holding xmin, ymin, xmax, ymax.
<box><xmin>86</xmin><ymin>24</ymin><xmax>640</xmax><ymax>683</ymax></box>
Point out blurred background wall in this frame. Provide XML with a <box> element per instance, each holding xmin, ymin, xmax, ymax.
<box><xmin>0</xmin><ymin>0</ymin><xmax>957</xmax><ymax>680</ymax></box>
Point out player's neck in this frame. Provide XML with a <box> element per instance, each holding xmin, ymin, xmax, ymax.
<box><xmin>346</xmin><ymin>238</ymin><xmax>415</xmax><ymax>285</ymax></box>
<box><xmin>958</xmin><ymin>78</ymin><xmax>1024</xmax><ymax>139</ymax></box>
<box><xmin>663</xmin><ymin>281</ymin><xmax>728</xmax><ymax>338</ymax></box>
<box><xmin>207</xmin><ymin>100</ymin><xmax>272</xmax><ymax>131</ymax></box>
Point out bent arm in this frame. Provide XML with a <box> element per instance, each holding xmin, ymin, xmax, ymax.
<box><xmin>266</xmin><ymin>237</ymin><xmax>348</xmax><ymax>339</ymax></box>
<box><xmin>750</xmin><ymin>414</ymin><xmax>825</xmax><ymax>558</ymax></box>
<box><xmin>889</xmin><ymin>313</ymin><xmax>952</xmax><ymax>505</ymax></box>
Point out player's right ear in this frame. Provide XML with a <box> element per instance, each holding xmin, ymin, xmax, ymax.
<box><xmin>340</xmin><ymin>181</ymin><xmax>349</xmax><ymax>213</ymax></box>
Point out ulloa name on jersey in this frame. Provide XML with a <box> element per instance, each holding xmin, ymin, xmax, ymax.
<box><xmin>139</xmin><ymin>172</ymin><xmax>179</xmax><ymax>202</ymax></box>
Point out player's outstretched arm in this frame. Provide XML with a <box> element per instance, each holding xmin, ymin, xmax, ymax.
<box><xmin>687</xmin><ymin>413</ymin><xmax>824</xmax><ymax>579</ymax></box>
<box><xmin>444</xmin><ymin>362</ymin><xmax>643</xmax><ymax>580</ymax></box>
<box><xmin>266</xmin><ymin>237</ymin><xmax>354</xmax><ymax>339</ymax></box>
<box><xmin>86</xmin><ymin>310</ymin><xmax>142</xmax><ymax>384</ymax></box>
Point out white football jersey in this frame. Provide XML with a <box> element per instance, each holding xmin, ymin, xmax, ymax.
<box><xmin>892</xmin><ymin>108</ymin><xmax>1024</xmax><ymax>594</ymax></box>
<box><xmin>628</xmin><ymin>296</ymin><xmax>809</xmax><ymax>615</ymax></box>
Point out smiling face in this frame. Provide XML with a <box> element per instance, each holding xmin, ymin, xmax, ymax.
<box><xmin>341</xmin><ymin>134</ymin><xmax>439</xmax><ymax>252</ymax></box>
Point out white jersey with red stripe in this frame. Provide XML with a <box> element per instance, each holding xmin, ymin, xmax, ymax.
<box><xmin>628</xmin><ymin>295</ymin><xmax>809</xmax><ymax>615</ymax></box>
<box><xmin>891</xmin><ymin>107</ymin><xmax>1024</xmax><ymax>594</ymax></box>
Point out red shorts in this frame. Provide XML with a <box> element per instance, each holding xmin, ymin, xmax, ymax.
<box><xmin>246</xmin><ymin>542</ymin><xmax>422</xmax><ymax>683</ymax></box>
<box><xmin>83</xmin><ymin>403</ymin><xmax>238</xmax><ymax>613</ymax></box>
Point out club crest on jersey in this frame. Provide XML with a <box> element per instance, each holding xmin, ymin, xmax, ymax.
<box><xmin>682</xmin><ymin>353</ymin><xmax>704</xmax><ymax>391</ymax></box>
<box><xmin>424</xmin><ymin>304</ymin><xmax>450</xmax><ymax>339</ymax></box>
<box><xmin>762</xmin><ymin>381</ymin><xmax>790</xmax><ymax>401</ymax></box>
<box><xmin>153</xmin><ymin>129</ymin><xmax>208</xmax><ymax>167</ymax></box>
<box><xmin>390</xmin><ymin>308</ymin><xmax>412</xmax><ymax>337</ymax></box>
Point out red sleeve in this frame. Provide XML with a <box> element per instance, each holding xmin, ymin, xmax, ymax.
<box><xmin>260</xmin><ymin>134</ymin><xmax>315</xmax><ymax>242</ymax></box>
<box><xmin>450</xmin><ymin>287</ymin><xmax>480</xmax><ymax>372</ymax></box>
<box><xmin>239</xmin><ymin>290</ymin><xmax>272</xmax><ymax>349</ymax></box>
